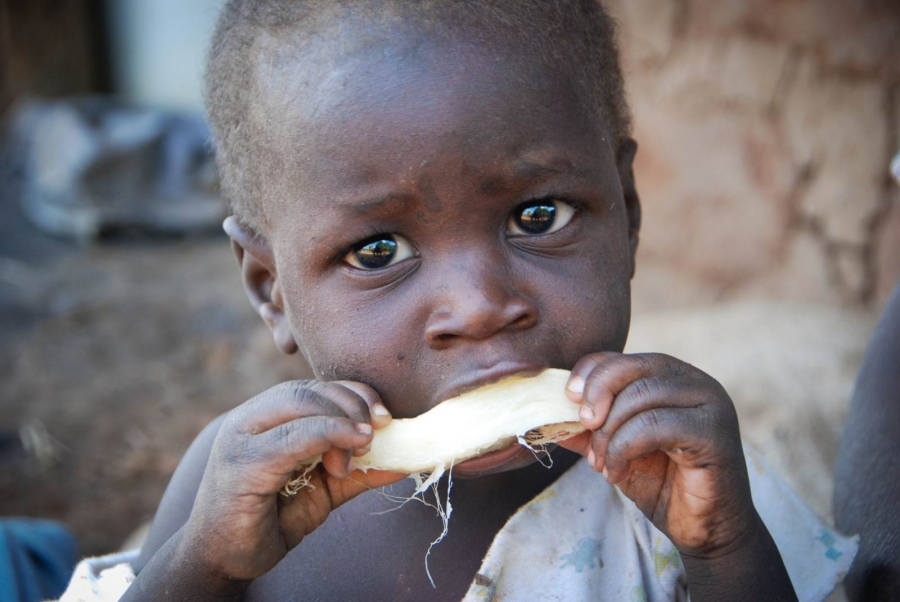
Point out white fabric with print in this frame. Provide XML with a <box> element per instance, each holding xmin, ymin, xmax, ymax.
<box><xmin>463</xmin><ymin>447</ymin><xmax>857</xmax><ymax>602</ymax></box>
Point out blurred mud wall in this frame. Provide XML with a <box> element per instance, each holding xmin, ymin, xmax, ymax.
<box><xmin>0</xmin><ymin>0</ymin><xmax>109</xmax><ymax>114</ymax></box>
<box><xmin>607</xmin><ymin>0</ymin><xmax>900</xmax><ymax>311</ymax></box>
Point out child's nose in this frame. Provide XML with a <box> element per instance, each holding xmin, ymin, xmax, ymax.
<box><xmin>424</xmin><ymin>256</ymin><xmax>538</xmax><ymax>350</ymax></box>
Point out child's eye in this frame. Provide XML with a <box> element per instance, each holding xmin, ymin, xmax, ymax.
<box><xmin>505</xmin><ymin>199</ymin><xmax>576</xmax><ymax>236</ymax></box>
<box><xmin>344</xmin><ymin>234</ymin><xmax>417</xmax><ymax>270</ymax></box>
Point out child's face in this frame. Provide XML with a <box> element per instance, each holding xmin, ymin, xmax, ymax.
<box><xmin>237</xmin><ymin>25</ymin><xmax>639</xmax><ymax>472</ymax></box>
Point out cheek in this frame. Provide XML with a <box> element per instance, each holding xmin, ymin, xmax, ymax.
<box><xmin>525</xmin><ymin>241</ymin><xmax>632</xmax><ymax>360</ymax></box>
<box><xmin>542</xmin><ymin>275</ymin><xmax>630</xmax><ymax>361</ymax></box>
<box><xmin>283</xmin><ymin>277</ymin><xmax>421</xmax><ymax>381</ymax></box>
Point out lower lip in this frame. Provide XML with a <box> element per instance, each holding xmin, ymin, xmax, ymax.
<box><xmin>453</xmin><ymin>441</ymin><xmax>526</xmax><ymax>475</ymax></box>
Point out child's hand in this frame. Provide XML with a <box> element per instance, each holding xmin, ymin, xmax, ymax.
<box><xmin>562</xmin><ymin>352</ymin><xmax>756</xmax><ymax>558</ymax></box>
<box><xmin>181</xmin><ymin>380</ymin><xmax>403</xmax><ymax>582</ymax></box>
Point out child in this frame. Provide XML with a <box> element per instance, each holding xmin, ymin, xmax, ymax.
<box><xmin>60</xmin><ymin>2</ymin><xmax>856</xmax><ymax>600</ymax></box>
<box><xmin>835</xmin><ymin>280</ymin><xmax>900</xmax><ymax>600</ymax></box>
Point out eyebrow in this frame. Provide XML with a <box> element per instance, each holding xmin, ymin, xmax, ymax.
<box><xmin>337</xmin><ymin>194</ymin><xmax>414</xmax><ymax>217</ymax></box>
<box><xmin>479</xmin><ymin>158</ymin><xmax>588</xmax><ymax>194</ymax></box>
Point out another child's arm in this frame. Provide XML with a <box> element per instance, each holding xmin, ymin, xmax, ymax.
<box><xmin>835</xmin><ymin>282</ymin><xmax>900</xmax><ymax>600</ymax></box>
<box><xmin>563</xmin><ymin>352</ymin><xmax>797</xmax><ymax>602</ymax></box>
<box><xmin>121</xmin><ymin>380</ymin><xmax>403</xmax><ymax>602</ymax></box>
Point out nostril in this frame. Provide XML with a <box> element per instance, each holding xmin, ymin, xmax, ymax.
<box><xmin>425</xmin><ymin>330</ymin><xmax>459</xmax><ymax>350</ymax></box>
<box><xmin>509</xmin><ymin>313</ymin><xmax>535</xmax><ymax>330</ymax></box>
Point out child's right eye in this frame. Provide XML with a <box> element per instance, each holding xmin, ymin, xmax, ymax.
<box><xmin>344</xmin><ymin>234</ymin><xmax>417</xmax><ymax>270</ymax></box>
<box><xmin>506</xmin><ymin>198</ymin><xmax>576</xmax><ymax>237</ymax></box>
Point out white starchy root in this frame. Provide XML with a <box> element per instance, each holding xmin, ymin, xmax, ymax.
<box><xmin>282</xmin><ymin>368</ymin><xmax>585</xmax><ymax>496</ymax></box>
<box><xmin>281</xmin><ymin>368</ymin><xmax>585</xmax><ymax>586</ymax></box>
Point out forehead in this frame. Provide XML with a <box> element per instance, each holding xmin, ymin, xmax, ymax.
<box><xmin>249</xmin><ymin>16</ymin><xmax>609</xmax><ymax>230</ymax></box>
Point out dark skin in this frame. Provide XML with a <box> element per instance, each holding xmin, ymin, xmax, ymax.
<box><xmin>126</xmin><ymin>20</ymin><xmax>797</xmax><ymax>602</ymax></box>
<box><xmin>835</xmin><ymin>282</ymin><xmax>900</xmax><ymax>600</ymax></box>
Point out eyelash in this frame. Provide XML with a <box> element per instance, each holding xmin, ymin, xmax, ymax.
<box><xmin>337</xmin><ymin>194</ymin><xmax>581</xmax><ymax>270</ymax></box>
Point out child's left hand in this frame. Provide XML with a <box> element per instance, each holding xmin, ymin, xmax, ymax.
<box><xmin>561</xmin><ymin>352</ymin><xmax>756</xmax><ymax>558</ymax></box>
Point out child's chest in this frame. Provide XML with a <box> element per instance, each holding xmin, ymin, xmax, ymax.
<box><xmin>243</xmin><ymin>483</ymin><xmax>512</xmax><ymax>602</ymax></box>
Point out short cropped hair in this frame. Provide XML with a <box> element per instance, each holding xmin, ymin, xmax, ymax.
<box><xmin>206</xmin><ymin>0</ymin><xmax>631</xmax><ymax>235</ymax></box>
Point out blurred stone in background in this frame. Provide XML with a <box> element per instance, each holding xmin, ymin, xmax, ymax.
<box><xmin>8</xmin><ymin>98</ymin><xmax>222</xmax><ymax>241</ymax></box>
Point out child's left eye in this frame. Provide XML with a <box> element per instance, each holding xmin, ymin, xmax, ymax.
<box><xmin>344</xmin><ymin>234</ymin><xmax>417</xmax><ymax>270</ymax></box>
<box><xmin>506</xmin><ymin>198</ymin><xmax>576</xmax><ymax>236</ymax></box>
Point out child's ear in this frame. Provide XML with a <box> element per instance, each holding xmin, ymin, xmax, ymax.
<box><xmin>223</xmin><ymin>217</ymin><xmax>299</xmax><ymax>355</ymax></box>
<box><xmin>616</xmin><ymin>138</ymin><xmax>641</xmax><ymax>278</ymax></box>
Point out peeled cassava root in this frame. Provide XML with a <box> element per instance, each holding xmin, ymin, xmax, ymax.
<box><xmin>283</xmin><ymin>368</ymin><xmax>585</xmax><ymax>495</ymax></box>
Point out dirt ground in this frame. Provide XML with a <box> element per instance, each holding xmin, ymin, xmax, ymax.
<box><xmin>0</xmin><ymin>232</ymin><xmax>314</xmax><ymax>556</ymax></box>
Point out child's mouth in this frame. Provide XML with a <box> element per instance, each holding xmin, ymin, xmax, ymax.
<box><xmin>435</xmin><ymin>361</ymin><xmax>547</xmax><ymax>407</ymax></box>
<box><xmin>452</xmin><ymin>440</ymin><xmax>528</xmax><ymax>476</ymax></box>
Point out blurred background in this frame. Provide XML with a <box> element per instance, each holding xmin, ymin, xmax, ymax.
<box><xmin>0</xmin><ymin>0</ymin><xmax>897</xmax><ymax>598</ymax></box>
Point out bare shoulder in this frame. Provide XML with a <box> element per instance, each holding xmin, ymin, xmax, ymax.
<box><xmin>133</xmin><ymin>413</ymin><xmax>227</xmax><ymax>574</ymax></box>
<box><xmin>835</xmin><ymin>282</ymin><xmax>900</xmax><ymax>599</ymax></box>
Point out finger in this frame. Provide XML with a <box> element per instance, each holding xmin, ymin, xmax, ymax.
<box><xmin>321</xmin><ymin>448</ymin><xmax>354</xmax><ymax>478</ymax></box>
<box><xmin>602</xmin><ymin>407</ymin><xmax>725</xmax><ymax>483</ymax></box>
<box><xmin>565</xmin><ymin>351</ymin><xmax>621</xmax><ymax>402</ymax></box>
<box><xmin>588</xmin><ymin>375</ymin><xmax>716</xmax><ymax>471</ymax></box>
<box><xmin>246</xmin><ymin>417</ymin><xmax>373</xmax><ymax>488</ymax></box>
<box><xmin>231</xmin><ymin>381</ymin><xmax>373</xmax><ymax>435</ymax></box>
<box><xmin>334</xmin><ymin>381</ymin><xmax>392</xmax><ymax>429</ymax></box>
<box><xmin>314</xmin><ymin>382</ymin><xmax>372</xmax><ymax>426</ymax></box>
<box><xmin>575</xmin><ymin>353</ymin><xmax>659</xmax><ymax>430</ymax></box>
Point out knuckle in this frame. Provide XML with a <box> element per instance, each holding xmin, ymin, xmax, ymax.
<box><xmin>290</xmin><ymin>380</ymin><xmax>329</xmax><ymax>411</ymax></box>
<box><xmin>584</xmin><ymin>366</ymin><xmax>609</xmax><ymax>391</ymax></box>
<box><xmin>224</xmin><ymin>401</ymin><xmax>255</xmax><ymax>435</ymax></box>
<box><xmin>273</xmin><ymin>421</ymin><xmax>296</xmax><ymax>446</ymax></box>
<box><xmin>630</xmin><ymin>377</ymin><xmax>658</xmax><ymax>402</ymax></box>
<box><xmin>321</xmin><ymin>384</ymin><xmax>371</xmax><ymax>425</ymax></box>
<box><xmin>342</xmin><ymin>381</ymin><xmax>379</xmax><ymax>405</ymax></box>
<box><xmin>633</xmin><ymin>352</ymin><xmax>663</xmax><ymax>372</ymax></box>
<box><xmin>273</xmin><ymin>420</ymin><xmax>315</xmax><ymax>458</ymax></box>
<box><xmin>639</xmin><ymin>408</ymin><xmax>665</xmax><ymax>434</ymax></box>
<box><xmin>331</xmin><ymin>383</ymin><xmax>370</xmax><ymax>417</ymax></box>
<box><xmin>636</xmin><ymin>352</ymin><xmax>687</xmax><ymax>377</ymax></box>
<box><xmin>605</xmin><ymin>435</ymin><xmax>626</xmax><ymax>462</ymax></box>
<box><xmin>291</xmin><ymin>416</ymin><xmax>342</xmax><ymax>448</ymax></box>
<box><xmin>219</xmin><ymin>432</ymin><xmax>256</xmax><ymax>466</ymax></box>
<box><xmin>574</xmin><ymin>352</ymin><xmax>610</xmax><ymax>375</ymax></box>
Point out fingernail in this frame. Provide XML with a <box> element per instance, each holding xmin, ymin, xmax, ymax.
<box><xmin>567</xmin><ymin>376</ymin><xmax>585</xmax><ymax>395</ymax></box>
<box><xmin>587</xmin><ymin>449</ymin><xmax>596</xmax><ymax>467</ymax></box>
<box><xmin>579</xmin><ymin>403</ymin><xmax>594</xmax><ymax>421</ymax></box>
<box><xmin>356</xmin><ymin>423</ymin><xmax>373</xmax><ymax>435</ymax></box>
<box><xmin>601</xmin><ymin>466</ymin><xmax>609</xmax><ymax>481</ymax></box>
<box><xmin>372</xmin><ymin>404</ymin><xmax>391</xmax><ymax>418</ymax></box>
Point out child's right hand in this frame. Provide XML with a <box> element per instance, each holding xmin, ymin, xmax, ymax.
<box><xmin>180</xmin><ymin>380</ymin><xmax>404</xmax><ymax>582</ymax></box>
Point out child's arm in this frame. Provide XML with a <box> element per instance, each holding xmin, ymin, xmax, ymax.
<box><xmin>562</xmin><ymin>352</ymin><xmax>797</xmax><ymax>602</ymax></box>
<box><xmin>835</xmin><ymin>282</ymin><xmax>900</xmax><ymax>600</ymax></box>
<box><xmin>121</xmin><ymin>380</ymin><xmax>403</xmax><ymax>602</ymax></box>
